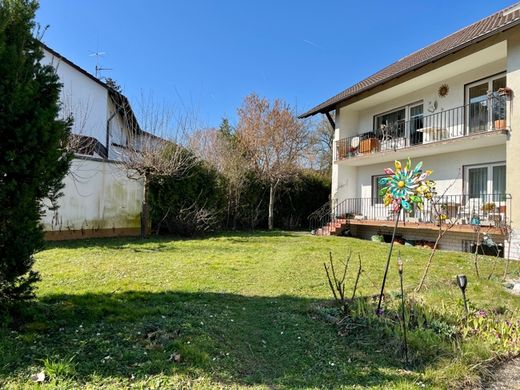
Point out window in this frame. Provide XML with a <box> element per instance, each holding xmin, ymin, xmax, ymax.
<box><xmin>465</xmin><ymin>162</ymin><xmax>506</xmax><ymax>200</ymax></box>
<box><xmin>372</xmin><ymin>175</ymin><xmax>386</xmax><ymax>204</ymax></box>
<box><xmin>466</xmin><ymin>74</ymin><xmax>506</xmax><ymax>134</ymax></box>
<box><xmin>409</xmin><ymin>104</ymin><xmax>424</xmax><ymax>145</ymax></box>
<box><xmin>375</xmin><ymin>108</ymin><xmax>406</xmax><ymax>138</ymax></box>
<box><xmin>373</xmin><ymin>102</ymin><xmax>423</xmax><ymax>142</ymax></box>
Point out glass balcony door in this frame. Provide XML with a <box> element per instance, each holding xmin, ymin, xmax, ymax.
<box><xmin>465</xmin><ymin>74</ymin><xmax>506</xmax><ymax>134</ymax></box>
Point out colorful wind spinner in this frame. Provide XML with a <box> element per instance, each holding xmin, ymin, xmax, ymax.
<box><xmin>378</xmin><ymin>158</ymin><xmax>435</xmax><ymax>213</ymax></box>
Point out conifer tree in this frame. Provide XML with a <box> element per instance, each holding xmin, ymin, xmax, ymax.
<box><xmin>0</xmin><ymin>0</ymin><xmax>72</xmax><ymax>304</ymax></box>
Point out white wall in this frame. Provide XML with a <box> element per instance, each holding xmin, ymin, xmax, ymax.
<box><xmin>337</xmin><ymin>59</ymin><xmax>506</xmax><ymax>138</ymax></box>
<box><xmin>506</xmin><ymin>32</ymin><xmax>520</xmax><ymax>259</ymax></box>
<box><xmin>42</xmin><ymin>158</ymin><xmax>144</xmax><ymax>233</ymax></box>
<box><xmin>42</xmin><ymin>50</ymin><xmax>109</xmax><ymax>146</ymax></box>
<box><xmin>355</xmin><ymin>145</ymin><xmax>506</xmax><ymax>199</ymax></box>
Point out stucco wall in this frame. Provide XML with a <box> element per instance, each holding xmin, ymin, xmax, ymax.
<box><xmin>42</xmin><ymin>50</ymin><xmax>109</xmax><ymax>146</ymax></box>
<box><xmin>354</xmin><ymin>144</ymin><xmax>506</xmax><ymax>198</ymax></box>
<box><xmin>335</xmin><ymin>60</ymin><xmax>506</xmax><ymax>139</ymax></box>
<box><xmin>506</xmin><ymin>33</ymin><xmax>520</xmax><ymax>259</ymax></box>
<box><xmin>355</xmin><ymin>60</ymin><xmax>506</xmax><ymax>132</ymax></box>
<box><xmin>42</xmin><ymin>158</ymin><xmax>144</xmax><ymax>237</ymax></box>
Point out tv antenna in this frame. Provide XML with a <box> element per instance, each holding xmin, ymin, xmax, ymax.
<box><xmin>89</xmin><ymin>50</ymin><xmax>112</xmax><ymax>78</ymax></box>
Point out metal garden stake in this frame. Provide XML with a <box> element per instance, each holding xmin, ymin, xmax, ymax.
<box><xmin>397</xmin><ymin>251</ymin><xmax>409</xmax><ymax>366</ymax></box>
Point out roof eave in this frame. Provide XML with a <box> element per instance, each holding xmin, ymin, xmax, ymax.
<box><xmin>298</xmin><ymin>17</ymin><xmax>520</xmax><ymax>119</ymax></box>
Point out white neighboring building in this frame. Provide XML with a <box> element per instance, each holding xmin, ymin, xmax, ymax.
<box><xmin>302</xmin><ymin>3</ymin><xmax>520</xmax><ymax>259</ymax></box>
<box><xmin>40</xmin><ymin>44</ymin><xmax>144</xmax><ymax>240</ymax></box>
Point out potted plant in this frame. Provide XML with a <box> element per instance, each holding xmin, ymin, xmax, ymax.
<box><xmin>482</xmin><ymin>202</ymin><xmax>496</xmax><ymax>216</ymax></box>
<box><xmin>491</xmin><ymin>92</ymin><xmax>507</xmax><ymax>129</ymax></box>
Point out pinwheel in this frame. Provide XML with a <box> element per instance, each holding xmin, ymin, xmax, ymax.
<box><xmin>376</xmin><ymin>158</ymin><xmax>435</xmax><ymax>316</ymax></box>
<box><xmin>378</xmin><ymin>158</ymin><xmax>435</xmax><ymax>213</ymax></box>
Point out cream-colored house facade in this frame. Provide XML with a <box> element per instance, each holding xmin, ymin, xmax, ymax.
<box><xmin>302</xmin><ymin>4</ymin><xmax>520</xmax><ymax>259</ymax></box>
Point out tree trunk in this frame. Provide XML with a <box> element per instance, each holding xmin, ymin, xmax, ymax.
<box><xmin>268</xmin><ymin>182</ymin><xmax>275</xmax><ymax>230</ymax></box>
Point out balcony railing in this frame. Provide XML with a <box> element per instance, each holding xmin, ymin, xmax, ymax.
<box><xmin>309</xmin><ymin>193</ymin><xmax>511</xmax><ymax>233</ymax></box>
<box><xmin>336</xmin><ymin>96</ymin><xmax>508</xmax><ymax>161</ymax></box>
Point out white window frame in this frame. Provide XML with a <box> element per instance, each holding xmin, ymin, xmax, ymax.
<box><xmin>373</xmin><ymin>101</ymin><xmax>423</xmax><ymax>139</ymax></box>
<box><xmin>464</xmin><ymin>162</ymin><xmax>506</xmax><ymax>198</ymax></box>
<box><xmin>465</xmin><ymin>73</ymin><xmax>506</xmax><ymax>132</ymax></box>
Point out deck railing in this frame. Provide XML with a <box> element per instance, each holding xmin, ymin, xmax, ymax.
<box><xmin>336</xmin><ymin>194</ymin><xmax>511</xmax><ymax>226</ymax></box>
<box><xmin>335</xmin><ymin>96</ymin><xmax>508</xmax><ymax>161</ymax></box>
<box><xmin>309</xmin><ymin>193</ymin><xmax>511</xmax><ymax>232</ymax></box>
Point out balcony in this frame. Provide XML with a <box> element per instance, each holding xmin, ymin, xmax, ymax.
<box><xmin>335</xmin><ymin>96</ymin><xmax>509</xmax><ymax>162</ymax></box>
<box><xmin>310</xmin><ymin>193</ymin><xmax>511</xmax><ymax>236</ymax></box>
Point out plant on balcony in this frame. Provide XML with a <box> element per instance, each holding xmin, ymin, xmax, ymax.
<box><xmin>481</xmin><ymin>202</ymin><xmax>496</xmax><ymax>214</ymax></box>
<box><xmin>376</xmin><ymin>158</ymin><xmax>435</xmax><ymax>314</ymax></box>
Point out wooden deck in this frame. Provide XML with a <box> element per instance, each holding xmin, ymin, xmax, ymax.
<box><xmin>347</xmin><ymin>218</ymin><xmax>505</xmax><ymax>235</ymax></box>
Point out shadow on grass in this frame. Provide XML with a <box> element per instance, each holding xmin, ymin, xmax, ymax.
<box><xmin>43</xmin><ymin>230</ymin><xmax>306</xmax><ymax>251</ymax></box>
<box><xmin>0</xmin><ymin>290</ymin><xmax>440</xmax><ymax>388</ymax></box>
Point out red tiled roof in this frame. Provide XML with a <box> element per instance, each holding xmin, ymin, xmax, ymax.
<box><xmin>300</xmin><ymin>3</ymin><xmax>520</xmax><ymax>118</ymax></box>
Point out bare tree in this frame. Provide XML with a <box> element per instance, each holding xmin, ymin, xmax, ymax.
<box><xmin>114</xmin><ymin>92</ymin><xmax>198</xmax><ymax>237</ymax></box>
<box><xmin>190</xmin><ymin>120</ymin><xmax>264</xmax><ymax>230</ymax></box>
<box><xmin>236</xmin><ymin>93</ymin><xmax>309</xmax><ymax>230</ymax></box>
<box><xmin>308</xmin><ymin>115</ymin><xmax>334</xmax><ymax>175</ymax></box>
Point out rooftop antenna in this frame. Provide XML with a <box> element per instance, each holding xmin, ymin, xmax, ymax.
<box><xmin>89</xmin><ymin>50</ymin><xmax>112</xmax><ymax>79</ymax></box>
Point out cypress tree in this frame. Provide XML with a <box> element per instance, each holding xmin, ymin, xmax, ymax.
<box><xmin>0</xmin><ymin>0</ymin><xmax>72</xmax><ymax>304</ymax></box>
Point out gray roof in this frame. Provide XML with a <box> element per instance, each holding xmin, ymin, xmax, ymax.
<box><xmin>300</xmin><ymin>3</ymin><xmax>520</xmax><ymax>118</ymax></box>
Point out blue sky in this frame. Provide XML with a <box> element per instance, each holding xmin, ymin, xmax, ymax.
<box><xmin>37</xmin><ymin>0</ymin><xmax>514</xmax><ymax>128</ymax></box>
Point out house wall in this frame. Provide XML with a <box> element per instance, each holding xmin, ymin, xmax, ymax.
<box><xmin>329</xmin><ymin>36</ymin><xmax>518</xmax><ymax>258</ymax></box>
<box><xmin>333</xmin><ymin>108</ymin><xmax>358</xmax><ymax>202</ymax></box>
<box><xmin>349</xmin><ymin>225</ymin><xmax>503</xmax><ymax>253</ymax></box>
<box><xmin>355</xmin><ymin>145</ymin><xmax>506</xmax><ymax>198</ymax></box>
<box><xmin>42</xmin><ymin>158</ymin><xmax>144</xmax><ymax>240</ymax></box>
<box><xmin>336</xmin><ymin>59</ymin><xmax>506</xmax><ymax>139</ymax></box>
<box><xmin>506</xmin><ymin>33</ymin><xmax>520</xmax><ymax>259</ymax></box>
<box><xmin>42</xmin><ymin>50</ymin><xmax>109</xmax><ymax>146</ymax></box>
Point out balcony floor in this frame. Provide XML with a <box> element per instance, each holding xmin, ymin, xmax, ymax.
<box><xmin>347</xmin><ymin>218</ymin><xmax>505</xmax><ymax>235</ymax></box>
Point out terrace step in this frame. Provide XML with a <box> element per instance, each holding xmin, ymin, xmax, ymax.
<box><xmin>316</xmin><ymin>219</ymin><xmax>349</xmax><ymax>236</ymax></box>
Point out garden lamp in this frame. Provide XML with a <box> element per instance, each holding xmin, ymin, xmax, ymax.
<box><xmin>456</xmin><ymin>274</ymin><xmax>469</xmax><ymax>315</ymax></box>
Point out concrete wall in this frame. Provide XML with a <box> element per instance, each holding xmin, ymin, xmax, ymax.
<box><xmin>350</xmin><ymin>225</ymin><xmax>503</xmax><ymax>253</ymax></box>
<box><xmin>42</xmin><ymin>158</ymin><xmax>144</xmax><ymax>240</ymax></box>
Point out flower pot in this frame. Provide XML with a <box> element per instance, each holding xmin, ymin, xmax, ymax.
<box><xmin>494</xmin><ymin>119</ymin><xmax>507</xmax><ymax>129</ymax></box>
<box><xmin>359</xmin><ymin>138</ymin><xmax>380</xmax><ymax>154</ymax></box>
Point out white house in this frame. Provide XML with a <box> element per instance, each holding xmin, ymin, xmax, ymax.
<box><xmin>302</xmin><ymin>3</ymin><xmax>520</xmax><ymax>259</ymax></box>
<box><xmin>40</xmin><ymin>44</ymin><xmax>145</xmax><ymax>240</ymax></box>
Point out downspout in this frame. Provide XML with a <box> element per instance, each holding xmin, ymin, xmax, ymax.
<box><xmin>106</xmin><ymin>111</ymin><xmax>117</xmax><ymax>159</ymax></box>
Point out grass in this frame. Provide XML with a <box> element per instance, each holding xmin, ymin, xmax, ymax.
<box><xmin>0</xmin><ymin>231</ymin><xmax>519</xmax><ymax>389</ymax></box>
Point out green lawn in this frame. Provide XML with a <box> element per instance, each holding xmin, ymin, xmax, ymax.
<box><xmin>1</xmin><ymin>231</ymin><xmax>518</xmax><ymax>389</ymax></box>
